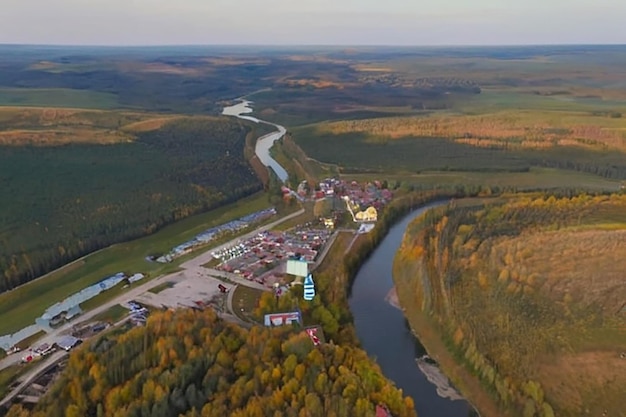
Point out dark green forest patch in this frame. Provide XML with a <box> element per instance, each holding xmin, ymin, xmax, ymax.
<box><xmin>0</xmin><ymin>117</ymin><xmax>262</xmax><ymax>293</ymax></box>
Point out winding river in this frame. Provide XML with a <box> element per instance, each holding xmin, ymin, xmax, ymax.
<box><xmin>222</xmin><ymin>99</ymin><xmax>474</xmax><ymax>416</ymax></box>
<box><xmin>222</xmin><ymin>99</ymin><xmax>289</xmax><ymax>183</ymax></box>
<box><xmin>349</xmin><ymin>201</ymin><xmax>477</xmax><ymax>417</ymax></box>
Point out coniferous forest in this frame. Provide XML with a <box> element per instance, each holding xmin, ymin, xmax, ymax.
<box><xmin>0</xmin><ymin>117</ymin><xmax>262</xmax><ymax>293</ymax></box>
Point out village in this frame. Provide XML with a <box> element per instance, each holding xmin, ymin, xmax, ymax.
<box><xmin>0</xmin><ymin>177</ymin><xmax>394</xmax><ymax>409</ymax></box>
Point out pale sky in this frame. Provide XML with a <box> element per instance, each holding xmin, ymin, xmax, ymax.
<box><xmin>1</xmin><ymin>0</ymin><xmax>623</xmax><ymax>46</ymax></box>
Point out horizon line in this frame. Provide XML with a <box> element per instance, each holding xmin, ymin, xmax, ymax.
<box><xmin>1</xmin><ymin>42</ymin><xmax>626</xmax><ymax>48</ymax></box>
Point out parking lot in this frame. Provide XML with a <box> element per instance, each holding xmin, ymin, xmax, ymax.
<box><xmin>212</xmin><ymin>226</ymin><xmax>333</xmax><ymax>284</ymax></box>
<box><xmin>134</xmin><ymin>271</ymin><xmax>232</xmax><ymax>311</ymax></box>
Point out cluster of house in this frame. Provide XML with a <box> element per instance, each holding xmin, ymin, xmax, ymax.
<box><xmin>213</xmin><ymin>227</ymin><xmax>332</xmax><ymax>284</ymax></box>
<box><xmin>299</xmin><ymin>178</ymin><xmax>393</xmax><ymax>208</ymax></box>
<box><xmin>289</xmin><ymin>178</ymin><xmax>392</xmax><ymax>226</ymax></box>
<box><xmin>155</xmin><ymin>207</ymin><xmax>277</xmax><ymax>263</ymax></box>
<box><xmin>287</xmin><ymin>178</ymin><xmax>393</xmax><ymax>206</ymax></box>
<box><xmin>21</xmin><ymin>335</ymin><xmax>82</xmax><ymax>363</ymax></box>
<box><xmin>341</xmin><ymin>180</ymin><xmax>392</xmax><ymax>211</ymax></box>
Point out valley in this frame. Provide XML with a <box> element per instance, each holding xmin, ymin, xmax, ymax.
<box><xmin>1</xmin><ymin>44</ymin><xmax>625</xmax><ymax>417</ymax></box>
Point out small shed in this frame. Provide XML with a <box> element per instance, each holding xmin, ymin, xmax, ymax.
<box><xmin>57</xmin><ymin>335</ymin><xmax>81</xmax><ymax>351</ymax></box>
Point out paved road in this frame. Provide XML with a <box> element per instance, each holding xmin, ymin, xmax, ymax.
<box><xmin>0</xmin><ymin>208</ymin><xmax>303</xmax><ymax>375</ymax></box>
<box><xmin>0</xmin><ymin>350</ymin><xmax>67</xmax><ymax>409</ymax></box>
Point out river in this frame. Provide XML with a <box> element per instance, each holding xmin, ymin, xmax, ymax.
<box><xmin>222</xmin><ymin>99</ymin><xmax>289</xmax><ymax>183</ymax></box>
<box><xmin>349</xmin><ymin>201</ymin><xmax>477</xmax><ymax>417</ymax></box>
<box><xmin>222</xmin><ymin>98</ymin><xmax>474</xmax><ymax>415</ymax></box>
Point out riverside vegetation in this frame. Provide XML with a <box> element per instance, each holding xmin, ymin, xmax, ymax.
<box><xmin>393</xmin><ymin>192</ymin><xmax>626</xmax><ymax>417</ymax></box>
<box><xmin>3</xmin><ymin>189</ymin><xmax>473</xmax><ymax>416</ymax></box>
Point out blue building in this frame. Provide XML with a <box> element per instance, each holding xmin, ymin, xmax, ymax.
<box><xmin>303</xmin><ymin>274</ymin><xmax>315</xmax><ymax>301</ymax></box>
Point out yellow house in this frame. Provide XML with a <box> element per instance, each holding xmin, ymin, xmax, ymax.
<box><xmin>355</xmin><ymin>206</ymin><xmax>377</xmax><ymax>222</ymax></box>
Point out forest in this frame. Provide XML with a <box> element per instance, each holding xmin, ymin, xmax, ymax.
<box><xmin>5</xmin><ymin>308</ymin><xmax>416</xmax><ymax>417</ymax></box>
<box><xmin>393</xmin><ymin>192</ymin><xmax>626</xmax><ymax>417</ymax></box>
<box><xmin>292</xmin><ymin>111</ymin><xmax>626</xmax><ymax>179</ymax></box>
<box><xmin>3</xmin><ymin>188</ymin><xmax>479</xmax><ymax>417</ymax></box>
<box><xmin>0</xmin><ymin>116</ymin><xmax>262</xmax><ymax>293</ymax></box>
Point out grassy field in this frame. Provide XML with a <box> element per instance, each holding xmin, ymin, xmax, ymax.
<box><xmin>272</xmin><ymin>201</ymin><xmax>317</xmax><ymax>231</ymax></box>
<box><xmin>342</xmin><ymin>168</ymin><xmax>623</xmax><ymax>192</ymax></box>
<box><xmin>0</xmin><ymin>88</ymin><xmax>121</xmax><ymax>109</ymax></box>
<box><xmin>0</xmin><ymin>192</ymin><xmax>271</xmax><ymax>336</ymax></box>
<box><xmin>0</xmin><ymin>106</ymin><xmax>173</xmax><ymax>146</ymax></box>
<box><xmin>394</xmin><ymin>194</ymin><xmax>626</xmax><ymax>416</ymax></box>
<box><xmin>148</xmin><ymin>282</ymin><xmax>174</xmax><ymax>294</ymax></box>
<box><xmin>15</xmin><ymin>331</ymin><xmax>47</xmax><ymax>351</ymax></box>
<box><xmin>90</xmin><ymin>305</ymin><xmax>129</xmax><ymax>324</ymax></box>
<box><xmin>291</xmin><ymin>110</ymin><xmax>626</xmax><ymax>179</ymax></box>
<box><xmin>231</xmin><ymin>285</ymin><xmax>265</xmax><ymax>323</ymax></box>
<box><xmin>0</xmin><ymin>363</ymin><xmax>35</xmax><ymax>400</ymax></box>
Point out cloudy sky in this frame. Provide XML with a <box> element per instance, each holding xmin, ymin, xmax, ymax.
<box><xmin>1</xmin><ymin>0</ymin><xmax>623</xmax><ymax>45</ymax></box>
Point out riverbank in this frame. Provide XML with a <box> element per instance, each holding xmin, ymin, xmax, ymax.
<box><xmin>347</xmin><ymin>194</ymin><xmax>476</xmax><ymax>417</ymax></box>
<box><xmin>222</xmin><ymin>99</ymin><xmax>289</xmax><ymax>183</ymax></box>
<box><xmin>391</xmin><ymin>204</ymin><xmax>512</xmax><ymax>417</ymax></box>
<box><xmin>394</xmin><ymin>290</ymin><xmax>508</xmax><ymax>417</ymax></box>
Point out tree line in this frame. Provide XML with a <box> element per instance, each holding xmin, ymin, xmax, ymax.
<box><xmin>0</xmin><ymin>118</ymin><xmax>262</xmax><ymax>293</ymax></box>
<box><xmin>6</xmin><ymin>308</ymin><xmax>416</xmax><ymax>417</ymax></box>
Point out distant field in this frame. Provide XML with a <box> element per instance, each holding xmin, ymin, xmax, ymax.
<box><xmin>0</xmin><ymin>107</ymin><xmax>177</xmax><ymax>146</ymax></box>
<box><xmin>314</xmin><ymin>110</ymin><xmax>626</xmax><ymax>151</ymax></box>
<box><xmin>292</xmin><ymin>110</ymin><xmax>626</xmax><ymax>179</ymax></box>
<box><xmin>0</xmin><ymin>192</ymin><xmax>271</xmax><ymax>336</ymax></box>
<box><xmin>459</xmin><ymin>90</ymin><xmax>626</xmax><ymax>114</ymax></box>
<box><xmin>342</xmin><ymin>168</ymin><xmax>623</xmax><ymax>192</ymax></box>
<box><xmin>0</xmin><ymin>88</ymin><xmax>121</xmax><ymax>109</ymax></box>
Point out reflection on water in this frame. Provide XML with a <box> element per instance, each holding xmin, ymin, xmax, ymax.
<box><xmin>350</xmin><ymin>202</ymin><xmax>478</xmax><ymax>417</ymax></box>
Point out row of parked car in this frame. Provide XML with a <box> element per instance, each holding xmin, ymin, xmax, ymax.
<box><xmin>128</xmin><ymin>301</ymin><xmax>149</xmax><ymax>326</ymax></box>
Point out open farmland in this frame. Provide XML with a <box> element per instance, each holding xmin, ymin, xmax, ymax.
<box><xmin>394</xmin><ymin>193</ymin><xmax>626</xmax><ymax>417</ymax></box>
<box><xmin>0</xmin><ymin>88</ymin><xmax>121</xmax><ymax>109</ymax></box>
<box><xmin>319</xmin><ymin>110</ymin><xmax>626</xmax><ymax>151</ymax></box>
<box><xmin>0</xmin><ymin>108</ymin><xmax>265</xmax><ymax>294</ymax></box>
<box><xmin>0</xmin><ymin>107</ymin><xmax>179</xmax><ymax>146</ymax></box>
<box><xmin>341</xmin><ymin>168</ymin><xmax>623</xmax><ymax>192</ymax></box>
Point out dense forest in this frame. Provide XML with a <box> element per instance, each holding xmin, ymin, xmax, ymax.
<box><xmin>0</xmin><ymin>117</ymin><xmax>262</xmax><ymax>293</ymax></box>
<box><xmin>5</xmin><ymin>308</ymin><xmax>416</xmax><ymax>417</ymax></box>
<box><xmin>393</xmin><ymin>193</ymin><xmax>626</xmax><ymax>417</ymax></box>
